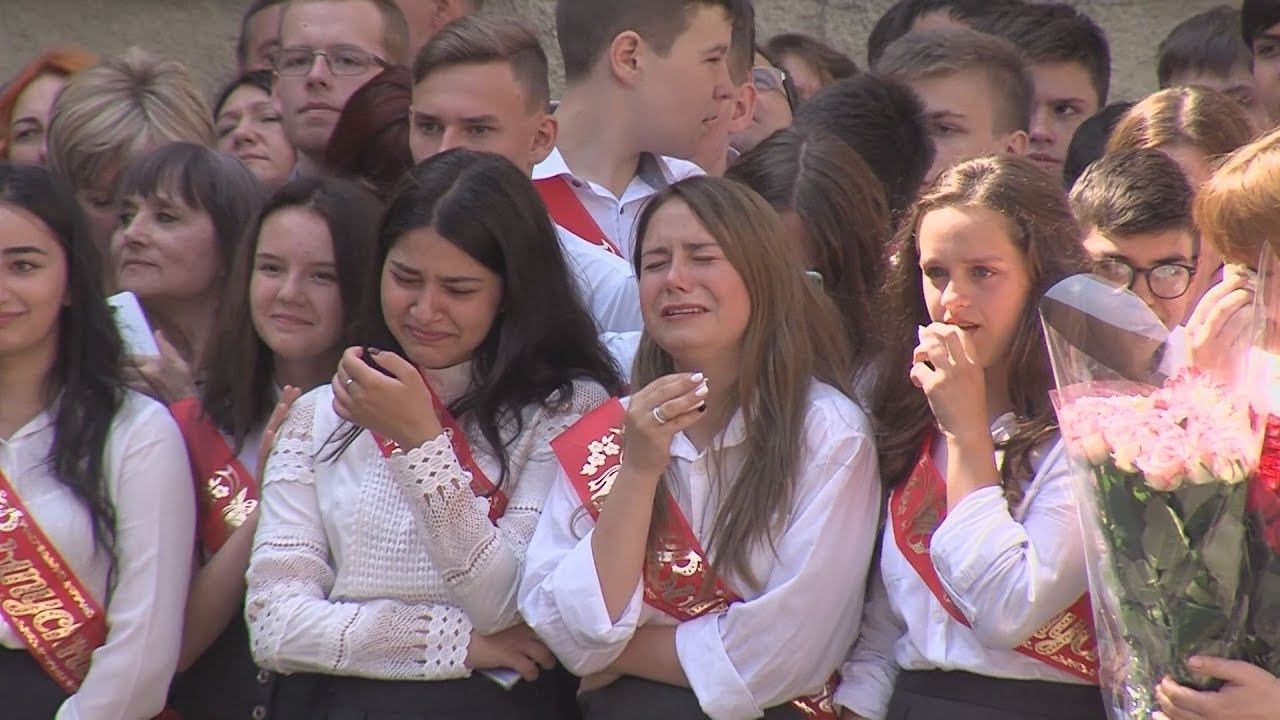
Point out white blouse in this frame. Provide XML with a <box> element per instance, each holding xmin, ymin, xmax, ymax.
<box><xmin>519</xmin><ymin>382</ymin><xmax>882</xmax><ymax>720</ymax></box>
<box><xmin>835</xmin><ymin>422</ymin><xmax>1090</xmax><ymax>720</ymax></box>
<box><xmin>245</xmin><ymin>362</ymin><xmax>611</xmax><ymax>680</ymax></box>
<box><xmin>0</xmin><ymin>392</ymin><xmax>196</xmax><ymax>720</ymax></box>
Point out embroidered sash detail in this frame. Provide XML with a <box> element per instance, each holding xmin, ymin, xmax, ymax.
<box><xmin>534</xmin><ymin>176</ymin><xmax>625</xmax><ymax>258</ymax></box>
<box><xmin>169</xmin><ymin>398</ymin><xmax>259</xmax><ymax>555</ymax></box>
<box><xmin>889</xmin><ymin>434</ymin><xmax>1099</xmax><ymax>683</ymax></box>
<box><xmin>552</xmin><ymin>398</ymin><xmax>838</xmax><ymax>718</ymax></box>
<box><xmin>372</xmin><ymin>385</ymin><xmax>507</xmax><ymax>523</ymax></box>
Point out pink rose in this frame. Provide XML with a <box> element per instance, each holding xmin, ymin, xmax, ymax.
<box><xmin>1135</xmin><ymin>438</ymin><xmax>1188</xmax><ymax>491</ymax></box>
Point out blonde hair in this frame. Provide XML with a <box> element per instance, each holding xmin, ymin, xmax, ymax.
<box><xmin>630</xmin><ymin>176</ymin><xmax>852</xmax><ymax>590</ymax></box>
<box><xmin>46</xmin><ymin>48</ymin><xmax>215</xmax><ymax>191</ymax></box>
<box><xmin>1106</xmin><ymin>85</ymin><xmax>1256</xmax><ymax>161</ymax></box>
<box><xmin>1194</xmin><ymin>127</ymin><xmax>1280</xmax><ymax>267</ymax></box>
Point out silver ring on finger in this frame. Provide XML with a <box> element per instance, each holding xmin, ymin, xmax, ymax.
<box><xmin>344</xmin><ymin>377</ymin><xmax>355</xmax><ymax>387</ymax></box>
<box><xmin>652</xmin><ymin>404</ymin><xmax>669</xmax><ymax>425</ymax></box>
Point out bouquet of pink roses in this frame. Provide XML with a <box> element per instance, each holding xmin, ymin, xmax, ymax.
<box><xmin>1041</xmin><ymin>274</ymin><xmax>1263</xmax><ymax>719</ymax></box>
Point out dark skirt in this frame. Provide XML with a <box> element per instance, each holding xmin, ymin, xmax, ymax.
<box><xmin>170</xmin><ymin>614</ymin><xmax>274</xmax><ymax>719</ymax></box>
<box><xmin>270</xmin><ymin>663</ymin><xmax>581</xmax><ymax>720</ymax></box>
<box><xmin>0</xmin><ymin>647</ymin><xmax>71</xmax><ymax>719</ymax></box>
<box><xmin>886</xmin><ymin>669</ymin><xmax>1107</xmax><ymax>720</ymax></box>
<box><xmin>578</xmin><ymin>676</ymin><xmax>803</xmax><ymax>720</ymax></box>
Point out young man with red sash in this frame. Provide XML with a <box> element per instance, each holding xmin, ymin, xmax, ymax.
<box><xmin>835</xmin><ymin>156</ymin><xmax>1104</xmax><ymax>720</ymax></box>
<box><xmin>0</xmin><ymin>164</ymin><xmax>195</xmax><ymax>718</ymax></box>
<box><xmin>245</xmin><ymin>150</ymin><xmax>624</xmax><ymax>719</ymax></box>
<box><xmin>520</xmin><ymin>176</ymin><xmax>882</xmax><ymax>720</ymax></box>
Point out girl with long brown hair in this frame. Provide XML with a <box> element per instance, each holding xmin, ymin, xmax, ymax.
<box><xmin>835</xmin><ymin>155</ymin><xmax>1102</xmax><ymax>720</ymax></box>
<box><xmin>521</xmin><ymin>176</ymin><xmax>882</xmax><ymax>719</ymax></box>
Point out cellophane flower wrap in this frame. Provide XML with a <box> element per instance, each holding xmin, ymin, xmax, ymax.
<box><xmin>1040</xmin><ymin>273</ymin><xmax>1264</xmax><ymax>719</ymax></box>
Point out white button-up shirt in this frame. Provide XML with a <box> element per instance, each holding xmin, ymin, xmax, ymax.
<box><xmin>556</xmin><ymin>226</ymin><xmax>642</xmax><ymax>334</ymax></box>
<box><xmin>520</xmin><ymin>382</ymin><xmax>882</xmax><ymax>720</ymax></box>
<box><xmin>835</xmin><ymin>424</ymin><xmax>1091</xmax><ymax>719</ymax></box>
<box><xmin>0</xmin><ymin>392</ymin><xmax>195</xmax><ymax>720</ymax></box>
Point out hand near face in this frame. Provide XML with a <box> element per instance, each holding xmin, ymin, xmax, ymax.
<box><xmin>1155</xmin><ymin>657</ymin><xmax>1280</xmax><ymax>720</ymax></box>
<box><xmin>910</xmin><ymin>322</ymin><xmax>988</xmax><ymax>442</ymax></box>
<box><xmin>1185</xmin><ymin>267</ymin><xmax>1254</xmax><ymax>382</ymax></box>
<box><xmin>331</xmin><ymin>346</ymin><xmax>442</xmax><ymax>449</ymax></box>
<box><xmin>124</xmin><ymin>330</ymin><xmax>198</xmax><ymax>405</ymax></box>
<box><xmin>622</xmin><ymin>373</ymin><xmax>709</xmax><ymax>477</ymax></box>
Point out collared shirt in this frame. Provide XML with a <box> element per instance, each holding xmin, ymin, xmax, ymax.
<box><xmin>520</xmin><ymin>382</ymin><xmax>882</xmax><ymax>720</ymax></box>
<box><xmin>556</xmin><ymin>226</ymin><xmax>643</xmax><ymax>334</ymax></box>
<box><xmin>835</xmin><ymin>420</ymin><xmax>1090</xmax><ymax>720</ymax></box>
<box><xmin>246</xmin><ymin>363</ymin><xmax>613</xmax><ymax>679</ymax></box>
<box><xmin>0</xmin><ymin>393</ymin><xmax>195</xmax><ymax>720</ymax></box>
<box><xmin>533</xmin><ymin>147</ymin><xmax>704</xmax><ymax>263</ymax></box>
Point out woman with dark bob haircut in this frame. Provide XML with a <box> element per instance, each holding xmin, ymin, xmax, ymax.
<box><xmin>246</xmin><ymin>148</ymin><xmax>624</xmax><ymax>718</ymax></box>
<box><xmin>167</xmin><ymin>177</ymin><xmax>384</xmax><ymax>719</ymax></box>
<box><xmin>0</xmin><ymin>162</ymin><xmax>194</xmax><ymax>718</ymax></box>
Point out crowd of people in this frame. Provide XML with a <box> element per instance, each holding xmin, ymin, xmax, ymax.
<box><xmin>2</xmin><ymin>0</ymin><xmax>1280</xmax><ymax>718</ymax></box>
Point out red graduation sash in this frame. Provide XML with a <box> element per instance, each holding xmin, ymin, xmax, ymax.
<box><xmin>888</xmin><ymin>434</ymin><xmax>1099</xmax><ymax>683</ymax></box>
<box><xmin>551</xmin><ymin>398</ymin><xmax>838</xmax><ymax>719</ymax></box>
<box><xmin>0</xmin><ymin>467</ymin><xmax>107</xmax><ymax>693</ymax></box>
<box><xmin>169</xmin><ymin>398</ymin><xmax>259</xmax><ymax>555</ymax></box>
<box><xmin>372</xmin><ymin>386</ymin><xmax>508</xmax><ymax>523</ymax></box>
<box><xmin>534</xmin><ymin>176</ymin><xmax>625</xmax><ymax>259</ymax></box>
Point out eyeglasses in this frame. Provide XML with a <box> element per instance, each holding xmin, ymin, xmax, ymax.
<box><xmin>274</xmin><ymin>46</ymin><xmax>390</xmax><ymax>76</ymax></box>
<box><xmin>752</xmin><ymin>66</ymin><xmax>788</xmax><ymax>95</ymax></box>
<box><xmin>1094</xmin><ymin>259</ymin><xmax>1197</xmax><ymax>300</ymax></box>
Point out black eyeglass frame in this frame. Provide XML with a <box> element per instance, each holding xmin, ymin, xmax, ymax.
<box><xmin>1093</xmin><ymin>258</ymin><xmax>1198</xmax><ymax>300</ymax></box>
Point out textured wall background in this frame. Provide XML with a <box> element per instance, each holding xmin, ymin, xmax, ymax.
<box><xmin>0</xmin><ymin>0</ymin><xmax>1231</xmax><ymax>106</ymax></box>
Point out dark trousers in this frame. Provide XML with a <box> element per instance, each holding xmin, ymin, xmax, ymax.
<box><xmin>578</xmin><ymin>676</ymin><xmax>802</xmax><ymax>720</ymax></box>
<box><xmin>886</xmin><ymin>669</ymin><xmax>1108</xmax><ymax>720</ymax></box>
<box><xmin>170</xmin><ymin>615</ymin><xmax>274</xmax><ymax>719</ymax></box>
<box><xmin>0</xmin><ymin>647</ymin><xmax>72</xmax><ymax>719</ymax></box>
<box><xmin>270</xmin><ymin>664</ymin><xmax>580</xmax><ymax>720</ymax></box>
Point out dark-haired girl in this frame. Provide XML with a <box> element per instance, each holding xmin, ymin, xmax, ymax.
<box><xmin>835</xmin><ymin>155</ymin><xmax>1104</xmax><ymax>720</ymax></box>
<box><xmin>246</xmin><ymin>149</ymin><xmax>624</xmax><ymax>719</ymax></box>
<box><xmin>168</xmin><ymin>177</ymin><xmax>383</xmax><ymax>720</ymax></box>
<box><xmin>0</xmin><ymin>162</ymin><xmax>194</xmax><ymax>718</ymax></box>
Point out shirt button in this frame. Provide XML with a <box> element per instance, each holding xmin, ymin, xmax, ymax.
<box><xmin>256</xmin><ymin>669</ymin><xmax>271</xmax><ymax>685</ymax></box>
<box><xmin>251</xmin><ymin>705</ymin><xmax>267</xmax><ymax>720</ymax></box>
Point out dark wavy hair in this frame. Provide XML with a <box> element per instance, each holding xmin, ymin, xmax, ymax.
<box><xmin>0</xmin><ymin>163</ymin><xmax>125</xmax><ymax>554</ymax></box>
<box><xmin>872</xmin><ymin>154</ymin><xmax>1089</xmax><ymax>502</ymax></box>
<box><xmin>201</xmin><ymin>177</ymin><xmax>384</xmax><ymax>450</ymax></box>
<box><xmin>336</xmin><ymin>149</ymin><xmax>625</xmax><ymax>485</ymax></box>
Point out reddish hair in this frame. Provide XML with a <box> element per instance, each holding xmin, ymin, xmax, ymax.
<box><xmin>323</xmin><ymin>65</ymin><xmax>413</xmax><ymax>198</ymax></box>
<box><xmin>0</xmin><ymin>47</ymin><xmax>98</xmax><ymax>154</ymax></box>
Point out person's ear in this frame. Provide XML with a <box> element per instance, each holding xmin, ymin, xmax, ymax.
<box><xmin>529</xmin><ymin>113</ymin><xmax>558</xmax><ymax>167</ymax></box>
<box><xmin>727</xmin><ymin>82</ymin><xmax>757</xmax><ymax>134</ymax></box>
<box><xmin>1006</xmin><ymin>130</ymin><xmax>1030</xmax><ymax>156</ymax></box>
<box><xmin>608</xmin><ymin>32</ymin><xmax>644</xmax><ymax>87</ymax></box>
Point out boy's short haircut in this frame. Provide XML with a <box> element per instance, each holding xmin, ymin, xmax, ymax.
<box><xmin>412</xmin><ymin>15</ymin><xmax>550</xmax><ymax>111</ymax></box>
<box><xmin>282</xmin><ymin>0</ymin><xmax>411</xmax><ymax>66</ymax></box>
<box><xmin>866</xmin><ymin>0</ymin><xmax>1024</xmax><ymax>67</ymax></box>
<box><xmin>974</xmin><ymin>3</ymin><xmax>1111</xmax><ymax>107</ymax></box>
<box><xmin>1070</xmin><ymin>148</ymin><xmax>1195</xmax><ymax>241</ymax></box>
<box><xmin>1063</xmin><ymin>101</ymin><xmax>1134</xmax><ymax>188</ymax></box>
<box><xmin>727</xmin><ymin>0</ymin><xmax>756</xmax><ymax>85</ymax></box>
<box><xmin>763</xmin><ymin>33</ymin><xmax>858</xmax><ymax>83</ymax></box>
<box><xmin>792</xmin><ymin>73</ymin><xmax>935</xmax><ymax>224</ymax></box>
<box><xmin>1194</xmin><ymin>126</ymin><xmax>1280</xmax><ymax>266</ymax></box>
<box><xmin>1242</xmin><ymin>0</ymin><xmax>1280</xmax><ymax>50</ymax></box>
<box><xmin>556</xmin><ymin>0</ymin><xmax>738</xmax><ymax>85</ymax></box>
<box><xmin>1158</xmin><ymin>5</ymin><xmax>1252</xmax><ymax>88</ymax></box>
<box><xmin>237</xmin><ymin>0</ymin><xmax>288</xmax><ymax>66</ymax></box>
<box><xmin>875</xmin><ymin>27</ymin><xmax>1033</xmax><ymax>134</ymax></box>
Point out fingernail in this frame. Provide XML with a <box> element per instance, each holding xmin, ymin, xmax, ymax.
<box><xmin>690</xmin><ymin>372</ymin><xmax>704</xmax><ymax>383</ymax></box>
<box><xmin>368</xmin><ymin>347</ymin><xmax>381</xmax><ymax>355</ymax></box>
<box><xmin>917</xmin><ymin>325</ymin><xmax>928</xmax><ymax>339</ymax></box>
<box><xmin>695</xmin><ymin>383</ymin><xmax>709</xmax><ymax>397</ymax></box>
<box><xmin>1188</xmin><ymin>656</ymin><xmax>1203</xmax><ymax>669</ymax></box>
<box><xmin>697</xmin><ymin>402</ymin><xmax>707</xmax><ymax>413</ymax></box>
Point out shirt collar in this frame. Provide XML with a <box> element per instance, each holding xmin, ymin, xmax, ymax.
<box><xmin>668</xmin><ymin>406</ymin><xmax>748</xmax><ymax>461</ymax></box>
<box><xmin>422</xmin><ymin>361</ymin><xmax>473</xmax><ymax>406</ymax></box>
<box><xmin>532</xmin><ymin>146</ymin><xmax>679</xmax><ymax>194</ymax></box>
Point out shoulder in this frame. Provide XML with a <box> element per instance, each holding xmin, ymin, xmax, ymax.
<box><xmin>110</xmin><ymin>391</ymin><xmax>183</xmax><ymax>445</ymax></box>
<box><xmin>802</xmin><ymin>381</ymin><xmax>872</xmax><ymax>443</ymax></box>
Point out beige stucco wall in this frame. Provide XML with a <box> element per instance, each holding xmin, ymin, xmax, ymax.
<box><xmin>0</xmin><ymin>0</ymin><xmax>1231</xmax><ymax>106</ymax></box>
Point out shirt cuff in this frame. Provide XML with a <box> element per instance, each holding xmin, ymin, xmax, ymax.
<box><xmin>834</xmin><ymin>660</ymin><xmax>896</xmax><ymax>720</ymax></box>
<box><xmin>930</xmin><ymin>486</ymin><xmax>1018</xmax><ymax>598</ymax></box>
<box><xmin>549</xmin><ymin>529</ymin><xmax>644</xmax><ymax>648</ymax></box>
<box><xmin>676</xmin><ymin>614</ymin><xmax>764</xmax><ymax>720</ymax></box>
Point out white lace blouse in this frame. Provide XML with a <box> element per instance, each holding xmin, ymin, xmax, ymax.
<box><xmin>245</xmin><ymin>363</ymin><xmax>612</xmax><ymax>680</ymax></box>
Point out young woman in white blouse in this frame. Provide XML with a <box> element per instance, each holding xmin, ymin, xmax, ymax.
<box><xmin>246</xmin><ymin>148</ymin><xmax>625</xmax><ymax>719</ymax></box>
<box><xmin>835</xmin><ymin>155</ymin><xmax>1104</xmax><ymax>720</ymax></box>
<box><xmin>520</xmin><ymin>176</ymin><xmax>883</xmax><ymax>720</ymax></box>
<box><xmin>0</xmin><ymin>162</ymin><xmax>194</xmax><ymax>718</ymax></box>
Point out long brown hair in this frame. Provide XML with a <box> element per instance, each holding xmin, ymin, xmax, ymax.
<box><xmin>872</xmin><ymin>155</ymin><xmax>1089</xmax><ymax>499</ymax></box>
<box><xmin>631</xmin><ymin>176</ymin><xmax>852</xmax><ymax>590</ymax></box>
<box><xmin>1106</xmin><ymin>85</ymin><xmax>1256</xmax><ymax>160</ymax></box>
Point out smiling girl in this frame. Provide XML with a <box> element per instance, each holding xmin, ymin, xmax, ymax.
<box><xmin>521</xmin><ymin>176</ymin><xmax>882</xmax><ymax>720</ymax></box>
<box><xmin>835</xmin><ymin>155</ymin><xmax>1103</xmax><ymax>720</ymax></box>
<box><xmin>246</xmin><ymin>149</ymin><xmax>624</xmax><ymax>719</ymax></box>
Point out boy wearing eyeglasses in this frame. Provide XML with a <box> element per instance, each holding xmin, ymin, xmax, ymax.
<box><xmin>728</xmin><ymin>46</ymin><xmax>795</xmax><ymax>155</ymax></box>
<box><xmin>1070</xmin><ymin>147</ymin><xmax>1199</xmax><ymax>329</ymax></box>
<box><xmin>272</xmin><ymin>0</ymin><xmax>410</xmax><ymax>178</ymax></box>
